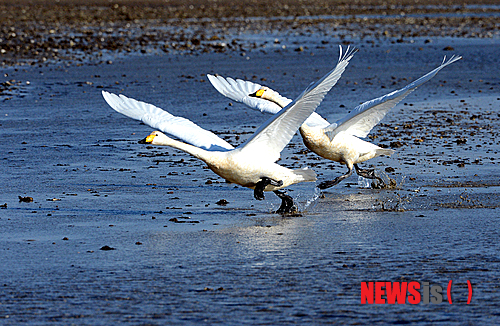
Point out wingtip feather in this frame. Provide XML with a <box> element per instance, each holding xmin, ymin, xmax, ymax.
<box><xmin>442</xmin><ymin>54</ymin><xmax>462</xmax><ymax>66</ymax></box>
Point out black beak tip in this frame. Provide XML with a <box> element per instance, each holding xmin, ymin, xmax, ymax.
<box><xmin>138</xmin><ymin>138</ymin><xmax>147</xmax><ymax>144</ymax></box>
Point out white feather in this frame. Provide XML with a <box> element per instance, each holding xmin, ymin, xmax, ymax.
<box><xmin>238</xmin><ymin>46</ymin><xmax>358</xmax><ymax>162</ymax></box>
<box><xmin>326</xmin><ymin>55</ymin><xmax>463</xmax><ymax>140</ymax></box>
<box><xmin>102</xmin><ymin>91</ymin><xmax>234</xmax><ymax>152</ymax></box>
<box><xmin>207</xmin><ymin>75</ymin><xmax>285</xmax><ymax>113</ymax></box>
<box><xmin>101</xmin><ymin>58</ymin><xmax>349</xmax><ymax>194</ymax></box>
<box><xmin>208</xmin><ymin>45</ymin><xmax>357</xmax><ymax>129</ymax></box>
<box><xmin>207</xmin><ymin>50</ymin><xmax>462</xmax><ymax>188</ymax></box>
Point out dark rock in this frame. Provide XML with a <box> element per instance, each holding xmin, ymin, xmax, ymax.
<box><xmin>18</xmin><ymin>196</ymin><xmax>33</xmax><ymax>203</ymax></box>
<box><xmin>216</xmin><ymin>199</ymin><xmax>229</xmax><ymax>206</ymax></box>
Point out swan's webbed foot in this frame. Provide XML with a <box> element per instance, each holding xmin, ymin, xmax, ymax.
<box><xmin>354</xmin><ymin>164</ymin><xmax>384</xmax><ymax>186</ymax></box>
<box><xmin>273</xmin><ymin>190</ymin><xmax>297</xmax><ymax>215</ymax></box>
<box><xmin>317</xmin><ymin>166</ymin><xmax>354</xmax><ymax>190</ymax></box>
<box><xmin>254</xmin><ymin>177</ymin><xmax>284</xmax><ymax>200</ymax></box>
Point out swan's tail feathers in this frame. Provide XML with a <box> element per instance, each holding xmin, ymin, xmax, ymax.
<box><xmin>293</xmin><ymin>167</ymin><xmax>317</xmax><ymax>182</ymax></box>
<box><xmin>376</xmin><ymin>148</ymin><xmax>396</xmax><ymax>157</ymax></box>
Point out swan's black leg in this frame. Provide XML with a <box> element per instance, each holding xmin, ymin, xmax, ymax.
<box><xmin>317</xmin><ymin>166</ymin><xmax>354</xmax><ymax>190</ymax></box>
<box><xmin>273</xmin><ymin>190</ymin><xmax>297</xmax><ymax>214</ymax></box>
<box><xmin>354</xmin><ymin>164</ymin><xmax>383</xmax><ymax>184</ymax></box>
<box><xmin>254</xmin><ymin>177</ymin><xmax>284</xmax><ymax>200</ymax></box>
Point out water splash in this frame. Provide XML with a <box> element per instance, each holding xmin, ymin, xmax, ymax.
<box><xmin>300</xmin><ymin>187</ymin><xmax>322</xmax><ymax>212</ymax></box>
<box><xmin>357</xmin><ymin>168</ymin><xmax>402</xmax><ymax>189</ymax></box>
<box><xmin>358</xmin><ymin>176</ymin><xmax>371</xmax><ymax>189</ymax></box>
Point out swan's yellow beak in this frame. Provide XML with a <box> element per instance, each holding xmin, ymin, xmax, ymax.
<box><xmin>250</xmin><ymin>89</ymin><xmax>265</xmax><ymax>98</ymax></box>
<box><xmin>255</xmin><ymin>89</ymin><xmax>265</xmax><ymax>98</ymax></box>
<box><xmin>138</xmin><ymin>133</ymin><xmax>156</xmax><ymax>144</ymax></box>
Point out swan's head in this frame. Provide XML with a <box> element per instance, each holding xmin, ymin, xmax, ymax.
<box><xmin>138</xmin><ymin>131</ymin><xmax>170</xmax><ymax>145</ymax></box>
<box><xmin>249</xmin><ymin>87</ymin><xmax>287</xmax><ymax>107</ymax></box>
<box><xmin>249</xmin><ymin>87</ymin><xmax>271</xmax><ymax>100</ymax></box>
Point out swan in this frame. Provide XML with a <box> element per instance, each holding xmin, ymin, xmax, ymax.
<box><xmin>208</xmin><ymin>54</ymin><xmax>462</xmax><ymax>189</ymax></box>
<box><xmin>101</xmin><ymin>47</ymin><xmax>356</xmax><ymax>213</ymax></box>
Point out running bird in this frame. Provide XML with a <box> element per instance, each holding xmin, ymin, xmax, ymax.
<box><xmin>208</xmin><ymin>54</ymin><xmax>462</xmax><ymax>189</ymax></box>
<box><xmin>102</xmin><ymin>47</ymin><xmax>356</xmax><ymax>213</ymax></box>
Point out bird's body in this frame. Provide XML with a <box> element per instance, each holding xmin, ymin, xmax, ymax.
<box><xmin>140</xmin><ymin>131</ymin><xmax>315</xmax><ymax>191</ymax></box>
<box><xmin>248</xmin><ymin>87</ymin><xmax>395</xmax><ymax>168</ymax></box>
<box><xmin>208</xmin><ymin>54</ymin><xmax>462</xmax><ymax>189</ymax></box>
<box><xmin>299</xmin><ymin>125</ymin><xmax>393</xmax><ymax>168</ymax></box>
<box><xmin>102</xmin><ymin>45</ymin><xmax>357</xmax><ymax>212</ymax></box>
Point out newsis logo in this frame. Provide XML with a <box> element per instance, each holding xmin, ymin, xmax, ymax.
<box><xmin>361</xmin><ymin>281</ymin><xmax>473</xmax><ymax>304</ymax></box>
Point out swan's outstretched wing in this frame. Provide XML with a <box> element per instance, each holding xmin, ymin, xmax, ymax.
<box><xmin>102</xmin><ymin>91</ymin><xmax>234</xmax><ymax>152</ymax></box>
<box><xmin>239</xmin><ymin>46</ymin><xmax>358</xmax><ymax>162</ymax></box>
<box><xmin>207</xmin><ymin>74</ymin><xmax>288</xmax><ymax>113</ymax></box>
<box><xmin>325</xmin><ymin>55</ymin><xmax>462</xmax><ymax>140</ymax></box>
<box><xmin>208</xmin><ymin>74</ymin><xmax>330</xmax><ymax>128</ymax></box>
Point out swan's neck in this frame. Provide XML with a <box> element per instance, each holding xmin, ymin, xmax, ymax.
<box><xmin>158</xmin><ymin>137</ymin><xmax>215</xmax><ymax>163</ymax></box>
<box><xmin>298</xmin><ymin>124</ymin><xmax>326</xmax><ymax>151</ymax></box>
<box><xmin>262</xmin><ymin>90</ymin><xmax>288</xmax><ymax>108</ymax></box>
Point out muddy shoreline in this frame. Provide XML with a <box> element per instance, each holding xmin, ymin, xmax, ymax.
<box><xmin>1</xmin><ymin>0</ymin><xmax>499</xmax><ymax>67</ymax></box>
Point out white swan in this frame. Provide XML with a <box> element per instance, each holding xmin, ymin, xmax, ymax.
<box><xmin>208</xmin><ymin>54</ymin><xmax>462</xmax><ymax>189</ymax></box>
<box><xmin>102</xmin><ymin>47</ymin><xmax>356</xmax><ymax>213</ymax></box>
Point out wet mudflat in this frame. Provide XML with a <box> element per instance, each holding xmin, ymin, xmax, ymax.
<box><xmin>2</xmin><ymin>0</ymin><xmax>500</xmax><ymax>67</ymax></box>
<box><xmin>1</xmin><ymin>4</ymin><xmax>500</xmax><ymax>324</ymax></box>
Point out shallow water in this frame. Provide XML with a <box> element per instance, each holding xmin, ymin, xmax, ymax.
<box><xmin>1</xmin><ymin>37</ymin><xmax>500</xmax><ymax>324</ymax></box>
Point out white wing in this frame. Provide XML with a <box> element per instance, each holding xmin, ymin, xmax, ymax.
<box><xmin>326</xmin><ymin>55</ymin><xmax>462</xmax><ymax>140</ymax></box>
<box><xmin>102</xmin><ymin>91</ymin><xmax>234</xmax><ymax>152</ymax></box>
<box><xmin>208</xmin><ymin>74</ymin><xmax>331</xmax><ymax>128</ymax></box>
<box><xmin>239</xmin><ymin>46</ymin><xmax>358</xmax><ymax>162</ymax></box>
<box><xmin>207</xmin><ymin>74</ymin><xmax>288</xmax><ymax>114</ymax></box>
